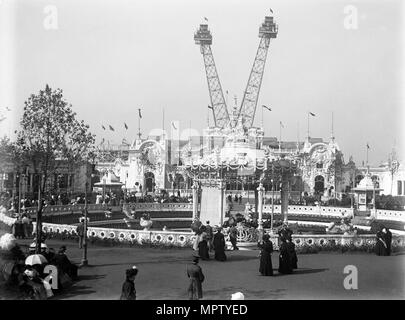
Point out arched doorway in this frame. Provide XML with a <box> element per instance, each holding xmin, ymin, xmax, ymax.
<box><xmin>144</xmin><ymin>172</ymin><xmax>155</xmax><ymax>193</ymax></box>
<box><xmin>314</xmin><ymin>175</ymin><xmax>325</xmax><ymax>195</ymax></box>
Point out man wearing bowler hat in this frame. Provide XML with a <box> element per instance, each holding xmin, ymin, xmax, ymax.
<box><xmin>186</xmin><ymin>253</ymin><xmax>205</xmax><ymax>300</ymax></box>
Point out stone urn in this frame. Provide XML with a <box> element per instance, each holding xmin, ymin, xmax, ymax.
<box><xmin>140</xmin><ymin>217</ymin><xmax>153</xmax><ymax>231</ymax></box>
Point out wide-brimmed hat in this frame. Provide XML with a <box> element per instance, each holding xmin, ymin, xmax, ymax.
<box><xmin>126</xmin><ymin>265</ymin><xmax>138</xmax><ymax>277</ymax></box>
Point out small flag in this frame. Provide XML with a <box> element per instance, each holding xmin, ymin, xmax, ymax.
<box><xmin>309</xmin><ymin>112</ymin><xmax>316</xmax><ymax>117</ymax></box>
<box><xmin>102</xmin><ymin>125</ymin><xmax>106</xmax><ymax>130</ymax></box>
<box><xmin>262</xmin><ymin>105</ymin><xmax>272</xmax><ymax>111</ymax></box>
<box><xmin>124</xmin><ymin>123</ymin><xmax>128</xmax><ymax>130</ymax></box>
<box><xmin>208</xmin><ymin>105</ymin><xmax>213</xmax><ymax>109</ymax></box>
<box><xmin>204</xmin><ymin>17</ymin><xmax>208</xmax><ymax>22</ymax></box>
<box><xmin>280</xmin><ymin>121</ymin><xmax>284</xmax><ymax>128</ymax></box>
<box><xmin>138</xmin><ymin>109</ymin><xmax>142</xmax><ymax>119</ymax></box>
<box><xmin>367</xmin><ymin>143</ymin><xmax>370</xmax><ymax>149</ymax></box>
<box><xmin>171</xmin><ymin>122</ymin><xmax>177</xmax><ymax>130</ymax></box>
<box><xmin>270</xmin><ymin>8</ymin><xmax>273</xmax><ymax>13</ymax></box>
<box><xmin>109</xmin><ymin>125</ymin><xmax>115</xmax><ymax>131</ymax></box>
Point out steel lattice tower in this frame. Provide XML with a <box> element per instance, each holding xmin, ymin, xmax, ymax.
<box><xmin>194</xmin><ymin>24</ymin><xmax>230</xmax><ymax>129</ymax></box>
<box><xmin>237</xmin><ymin>16</ymin><xmax>278</xmax><ymax>128</ymax></box>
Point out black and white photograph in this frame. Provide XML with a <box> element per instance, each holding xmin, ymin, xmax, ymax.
<box><xmin>0</xmin><ymin>0</ymin><xmax>404</xmax><ymax>305</ymax></box>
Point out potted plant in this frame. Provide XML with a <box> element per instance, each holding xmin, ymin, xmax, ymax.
<box><xmin>140</xmin><ymin>213</ymin><xmax>153</xmax><ymax>231</ymax></box>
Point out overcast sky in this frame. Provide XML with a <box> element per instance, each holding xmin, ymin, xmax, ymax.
<box><xmin>0</xmin><ymin>0</ymin><xmax>403</xmax><ymax>166</ymax></box>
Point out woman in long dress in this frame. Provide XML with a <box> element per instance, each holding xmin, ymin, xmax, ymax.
<box><xmin>383</xmin><ymin>227</ymin><xmax>392</xmax><ymax>256</ymax></box>
<box><xmin>213</xmin><ymin>228</ymin><xmax>227</xmax><ymax>261</ymax></box>
<box><xmin>258</xmin><ymin>234</ymin><xmax>273</xmax><ymax>276</ymax></box>
<box><xmin>375</xmin><ymin>230</ymin><xmax>387</xmax><ymax>256</ymax></box>
<box><xmin>198</xmin><ymin>227</ymin><xmax>209</xmax><ymax>260</ymax></box>
<box><xmin>278</xmin><ymin>238</ymin><xmax>292</xmax><ymax>274</ymax></box>
<box><xmin>286</xmin><ymin>238</ymin><xmax>298</xmax><ymax>269</ymax></box>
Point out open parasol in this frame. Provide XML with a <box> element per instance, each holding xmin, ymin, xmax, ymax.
<box><xmin>25</xmin><ymin>254</ymin><xmax>48</xmax><ymax>266</ymax></box>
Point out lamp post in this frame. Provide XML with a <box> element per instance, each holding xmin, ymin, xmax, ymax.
<box><xmin>80</xmin><ymin>180</ymin><xmax>89</xmax><ymax>267</ymax></box>
<box><xmin>257</xmin><ymin>183</ymin><xmax>265</xmax><ymax>240</ymax></box>
<box><xmin>271</xmin><ymin>178</ymin><xmax>275</xmax><ymax>234</ymax></box>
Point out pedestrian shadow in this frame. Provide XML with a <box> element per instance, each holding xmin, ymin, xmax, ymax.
<box><xmin>78</xmin><ymin>274</ymin><xmax>106</xmax><ymax>281</ymax></box>
<box><xmin>218</xmin><ymin>255</ymin><xmax>261</xmax><ymax>262</ymax></box>
<box><xmin>288</xmin><ymin>268</ymin><xmax>328</xmax><ymax>275</ymax></box>
<box><xmin>51</xmin><ymin>285</ymin><xmax>97</xmax><ymax>300</ymax></box>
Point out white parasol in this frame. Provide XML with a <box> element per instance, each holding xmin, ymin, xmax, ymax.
<box><xmin>25</xmin><ymin>254</ymin><xmax>48</xmax><ymax>266</ymax></box>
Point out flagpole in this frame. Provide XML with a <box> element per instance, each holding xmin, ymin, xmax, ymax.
<box><xmin>307</xmin><ymin>112</ymin><xmax>310</xmax><ymax>140</ymax></box>
<box><xmin>366</xmin><ymin>144</ymin><xmax>369</xmax><ymax>167</ymax></box>
<box><xmin>138</xmin><ymin>108</ymin><xmax>141</xmax><ymax>140</ymax></box>
<box><xmin>279</xmin><ymin>122</ymin><xmax>282</xmax><ymax>152</ymax></box>
<box><xmin>162</xmin><ymin>107</ymin><xmax>165</xmax><ymax>140</ymax></box>
<box><xmin>261</xmin><ymin>106</ymin><xmax>264</xmax><ymax>130</ymax></box>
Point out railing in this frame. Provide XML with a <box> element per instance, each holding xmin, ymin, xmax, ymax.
<box><xmin>262</xmin><ymin>205</ymin><xmax>353</xmax><ymax>217</ymax></box>
<box><xmin>27</xmin><ymin>221</ymin><xmax>405</xmax><ymax>250</ymax></box>
<box><xmin>376</xmin><ymin>209</ymin><xmax>405</xmax><ymax>222</ymax></box>
<box><xmin>22</xmin><ymin>202</ymin><xmax>193</xmax><ymax>215</ymax></box>
<box><xmin>22</xmin><ymin>204</ymin><xmax>122</xmax><ymax>216</ymax></box>
<box><xmin>124</xmin><ymin>203</ymin><xmax>193</xmax><ymax>212</ymax></box>
<box><xmin>31</xmin><ymin>221</ymin><xmax>196</xmax><ymax>247</ymax></box>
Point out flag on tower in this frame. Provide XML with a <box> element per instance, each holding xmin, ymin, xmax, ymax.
<box><xmin>208</xmin><ymin>105</ymin><xmax>213</xmax><ymax>109</ymax></box>
<box><xmin>280</xmin><ymin>121</ymin><xmax>284</xmax><ymax>128</ymax></box>
<box><xmin>124</xmin><ymin>122</ymin><xmax>128</xmax><ymax>130</ymax></box>
<box><xmin>270</xmin><ymin>8</ymin><xmax>273</xmax><ymax>13</ymax></box>
<box><xmin>204</xmin><ymin>17</ymin><xmax>208</xmax><ymax>22</ymax></box>
<box><xmin>109</xmin><ymin>125</ymin><xmax>115</xmax><ymax>131</ymax></box>
<box><xmin>367</xmin><ymin>143</ymin><xmax>370</xmax><ymax>149</ymax></box>
<box><xmin>309</xmin><ymin>112</ymin><xmax>316</xmax><ymax>116</ymax></box>
<box><xmin>102</xmin><ymin>125</ymin><xmax>106</xmax><ymax>130</ymax></box>
<box><xmin>171</xmin><ymin>122</ymin><xmax>177</xmax><ymax>130</ymax></box>
<box><xmin>138</xmin><ymin>109</ymin><xmax>142</xmax><ymax>119</ymax></box>
<box><xmin>262</xmin><ymin>105</ymin><xmax>272</xmax><ymax>111</ymax></box>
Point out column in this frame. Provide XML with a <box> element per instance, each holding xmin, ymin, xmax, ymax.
<box><xmin>281</xmin><ymin>174</ymin><xmax>289</xmax><ymax>224</ymax></box>
<box><xmin>257</xmin><ymin>183</ymin><xmax>265</xmax><ymax>240</ymax></box>
<box><xmin>219</xmin><ymin>179</ymin><xmax>225</xmax><ymax>226</ymax></box>
<box><xmin>192</xmin><ymin>182</ymin><xmax>199</xmax><ymax>220</ymax></box>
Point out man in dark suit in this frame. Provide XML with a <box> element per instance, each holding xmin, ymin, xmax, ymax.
<box><xmin>186</xmin><ymin>253</ymin><xmax>205</xmax><ymax>300</ymax></box>
<box><xmin>76</xmin><ymin>219</ymin><xmax>85</xmax><ymax>249</ymax></box>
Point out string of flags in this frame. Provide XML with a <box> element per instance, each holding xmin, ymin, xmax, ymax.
<box><xmin>102</xmin><ymin>123</ymin><xmax>129</xmax><ymax>131</ymax></box>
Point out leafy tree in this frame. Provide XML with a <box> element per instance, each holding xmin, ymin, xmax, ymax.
<box><xmin>15</xmin><ymin>84</ymin><xmax>95</xmax><ymax>252</ymax></box>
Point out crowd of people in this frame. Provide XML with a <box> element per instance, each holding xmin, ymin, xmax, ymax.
<box><xmin>0</xmin><ymin>233</ymin><xmax>79</xmax><ymax>300</ymax></box>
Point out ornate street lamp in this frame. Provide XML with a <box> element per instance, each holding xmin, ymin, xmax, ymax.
<box><xmin>270</xmin><ymin>178</ymin><xmax>275</xmax><ymax>234</ymax></box>
<box><xmin>80</xmin><ymin>172</ymin><xmax>95</xmax><ymax>267</ymax></box>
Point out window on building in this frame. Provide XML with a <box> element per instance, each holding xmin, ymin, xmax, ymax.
<box><xmin>398</xmin><ymin>180</ymin><xmax>403</xmax><ymax>196</ymax></box>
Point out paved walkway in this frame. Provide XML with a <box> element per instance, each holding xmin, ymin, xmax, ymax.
<box><xmin>1</xmin><ymin>230</ymin><xmax>404</xmax><ymax>300</ymax></box>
